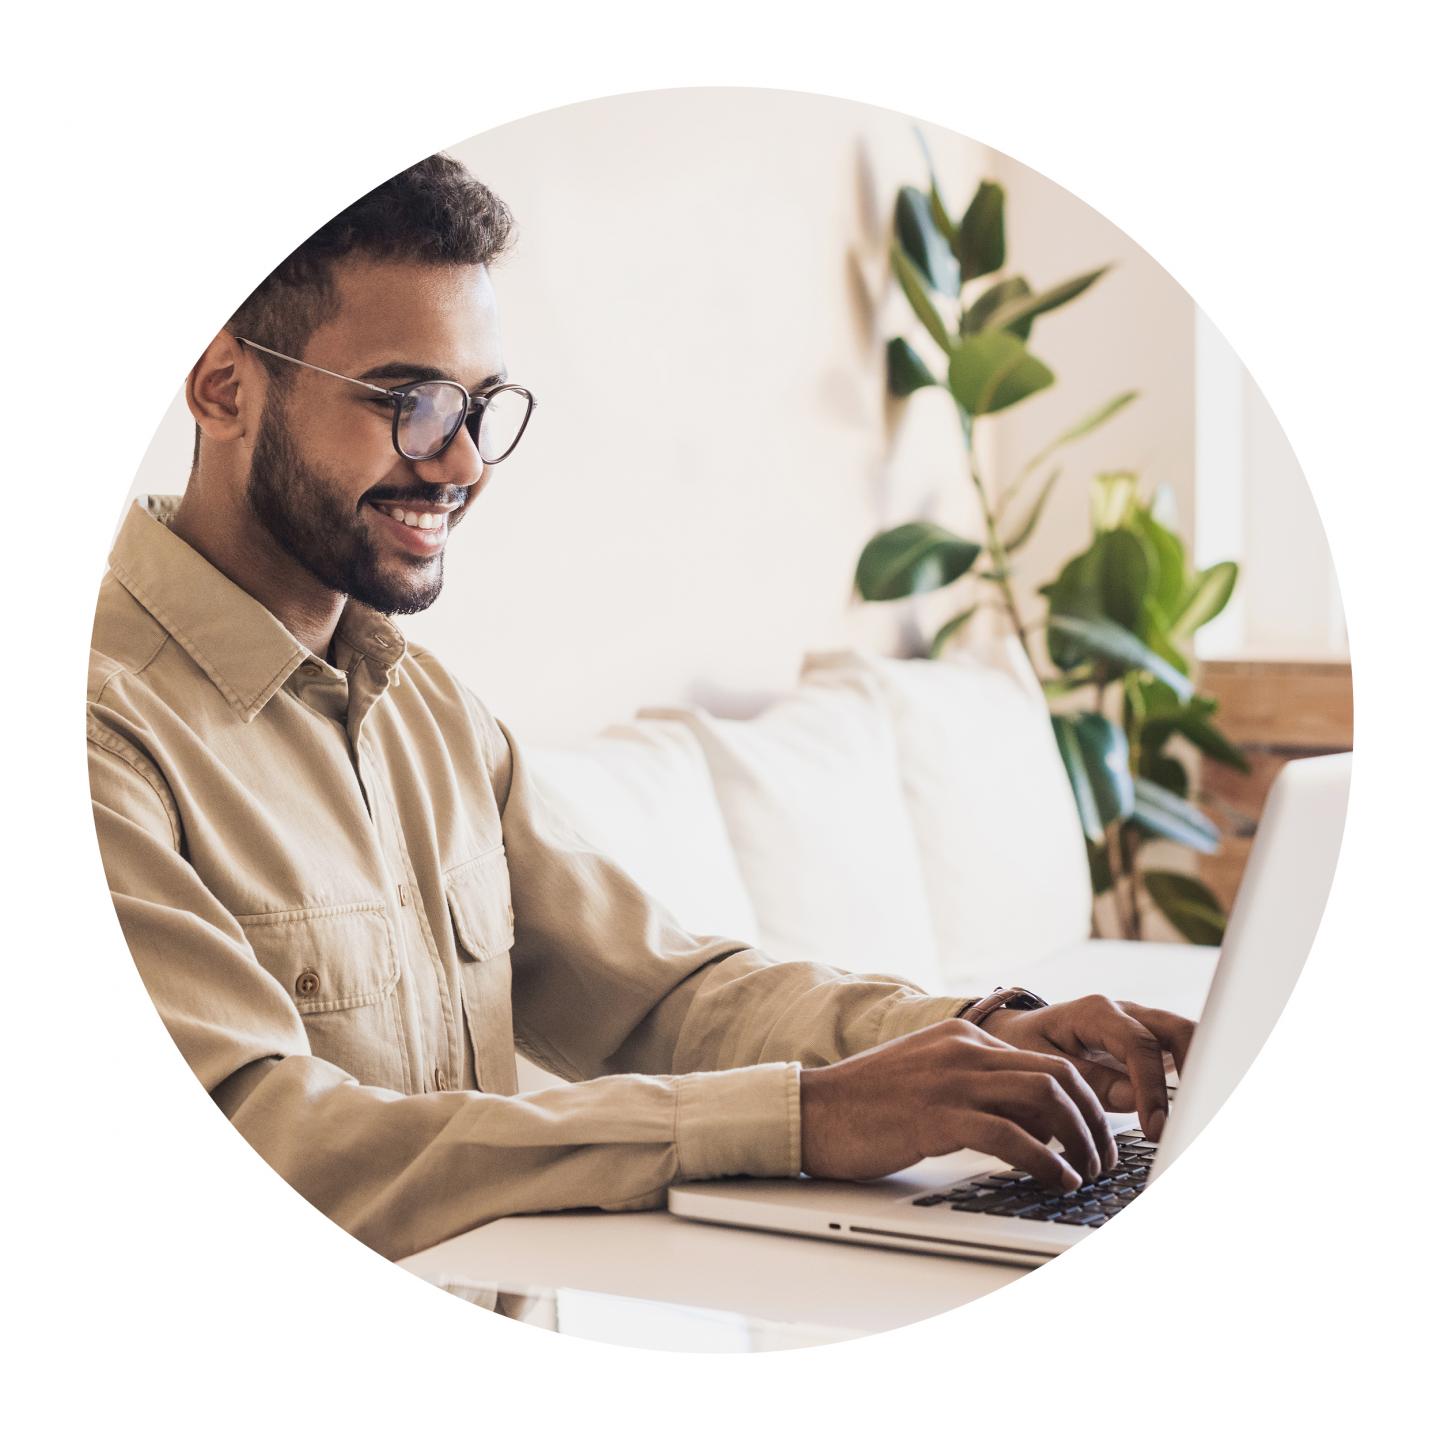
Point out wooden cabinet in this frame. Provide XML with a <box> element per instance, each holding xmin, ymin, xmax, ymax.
<box><xmin>1195</xmin><ymin>659</ymin><xmax>1353</xmax><ymax>909</ymax></box>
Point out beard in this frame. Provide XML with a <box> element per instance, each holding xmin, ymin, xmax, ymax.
<box><xmin>244</xmin><ymin>397</ymin><xmax>447</xmax><ymax>616</ymax></box>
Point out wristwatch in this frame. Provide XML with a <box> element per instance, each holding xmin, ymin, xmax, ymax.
<box><xmin>959</xmin><ymin>986</ymin><xmax>1048</xmax><ymax>1030</ymax></box>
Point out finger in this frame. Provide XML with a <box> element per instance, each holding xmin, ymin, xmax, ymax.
<box><xmin>963</xmin><ymin>1114</ymin><xmax>1083</xmax><ymax>1193</ymax></box>
<box><xmin>1032</xmin><ymin>1054</ymin><xmax>1118</xmax><ymax>1172</ymax></box>
<box><xmin>984</xmin><ymin>1054</ymin><xmax>1117</xmax><ymax>1175</ymax></box>
<box><xmin>1120</xmin><ymin>1002</ymin><xmax>1195</xmax><ymax>1075</ymax></box>
<box><xmin>968</xmin><ymin>1070</ymin><xmax>1100</xmax><ymax>1179</ymax></box>
<box><xmin>976</xmin><ymin>1049</ymin><xmax>1116</xmax><ymax>1172</ymax></box>
<box><xmin>1060</xmin><ymin>999</ymin><xmax>1171</xmax><ymax>1140</ymax></box>
<box><xmin>1074</xmin><ymin>1058</ymin><xmax>1136</xmax><ymax>1114</ymax></box>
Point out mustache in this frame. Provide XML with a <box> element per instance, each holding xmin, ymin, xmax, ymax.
<box><xmin>362</xmin><ymin>489</ymin><xmax>471</xmax><ymax>508</ymax></box>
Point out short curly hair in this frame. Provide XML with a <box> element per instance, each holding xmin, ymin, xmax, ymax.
<box><xmin>226</xmin><ymin>151</ymin><xmax>515</xmax><ymax>372</ymax></box>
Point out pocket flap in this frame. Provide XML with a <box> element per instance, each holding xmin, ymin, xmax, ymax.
<box><xmin>238</xmin><ymin>901</ymin><xmax>399</xmax><ymax>1014</ymax></box>
<box><xmin>445</xmin><ymin>847</ymin><xmax>515</xmax><ymax>963</ymax></box>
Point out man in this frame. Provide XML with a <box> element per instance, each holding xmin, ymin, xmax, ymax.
<box><xmin>89</xmin><ymin>153</ymin><xmax>1194</xmax><ymax>1264</ymax></box>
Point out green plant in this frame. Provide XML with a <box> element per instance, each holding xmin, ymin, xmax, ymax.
<box><xmin>855</xmin><ymin>136</ymin><xmax>1244</xmax><ymax>943</ymax></box>
<box><xmin>1043</xmin><ymin>474</ymin><xmax>1246</xmax><ymax>942</ymax></box>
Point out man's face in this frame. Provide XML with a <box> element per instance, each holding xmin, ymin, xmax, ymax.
<box><xmin>244</xmin><ymin>258</ymin><xmax>507</xmax><ymax>616</ymax></box>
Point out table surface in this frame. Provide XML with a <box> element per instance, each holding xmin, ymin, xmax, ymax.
<box><xmin>399</xmin><ymin>940</ymin><xmax>1220</xmax><ymax>1344</ymax></box>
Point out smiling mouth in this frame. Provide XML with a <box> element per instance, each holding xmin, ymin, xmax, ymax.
<box><xmin>366</xmin><ymin>500</ymin><xmax>460</xmax><ymax>553</ymax></box>
<box><xmin>368</xmin><ymin>500</ymin><xmax>458</xmax><ymax>531</ymax></box>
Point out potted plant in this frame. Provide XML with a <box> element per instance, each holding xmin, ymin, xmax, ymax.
<box><xmin>855</xmin><ymin>138</ymin><xmax>1245</xmax><ymax>942</ymax></box>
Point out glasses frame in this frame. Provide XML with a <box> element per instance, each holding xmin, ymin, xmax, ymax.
<box><xmin>236</xmin><ymin>336</ymin><xmax>537</xmax><ymax>464</ymax></box>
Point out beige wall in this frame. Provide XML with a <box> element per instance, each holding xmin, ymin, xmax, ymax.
<box><xmin>979</xmin><ymin>150</ymin><xmax>1198</xmax><ymax>641</ymax></box>
<box><xmin>123</xmin><ymin>87</ymin><xmax>1219</xmax><ymax>744</ymax></box>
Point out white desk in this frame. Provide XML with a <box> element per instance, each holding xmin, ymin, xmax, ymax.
<box><xmin>399</xmin><ymin>942</ymin><xmax>1219</xmax><ymax>1347</ymax></box>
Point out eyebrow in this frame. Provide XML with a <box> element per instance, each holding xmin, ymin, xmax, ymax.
<box><xmin>358</xmin><ymin>360</ymin><xmax>509</xmax><ymax>390</ymax></box>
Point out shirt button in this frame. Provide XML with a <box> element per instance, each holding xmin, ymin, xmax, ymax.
<box><xmin>295</xmin><ymin>970</ymin><xmax>321</xmax><ymax>998</ymax></box>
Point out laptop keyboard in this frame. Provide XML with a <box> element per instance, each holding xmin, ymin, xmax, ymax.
<box><xmin>910</xmin><ymin>1129</ymin><xmax>1158</xmax><ymax>1228</ymax></box>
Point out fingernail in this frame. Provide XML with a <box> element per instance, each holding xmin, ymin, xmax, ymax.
<box><xmin>1147</xmin><ymin>1110</ymin><xmax>1167</xmax><ymax>1139</ymax></box>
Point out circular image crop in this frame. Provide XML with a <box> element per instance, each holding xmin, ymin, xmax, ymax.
<box><xmin>90</xmin><ymin>86</ymin><xmax>1351</xmax><ymax>1352</ymax></box>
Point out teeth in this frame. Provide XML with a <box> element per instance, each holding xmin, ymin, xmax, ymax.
<box><xmin>375</xmin><ymin>504</ymin><xmax>446</xmax><ymax>531</ymax></box>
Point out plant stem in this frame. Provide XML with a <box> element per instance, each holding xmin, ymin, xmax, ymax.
<box><xmin>960</xmin><ymin>409</ymin><xmax>1040</xmax><ymax>675</ymax></box>
<box><xmin>1119</xmin><ymin>824</ymin><xmax>1143</xmax><ymax>938</ymax></box>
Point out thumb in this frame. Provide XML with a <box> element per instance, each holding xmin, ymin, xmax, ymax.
<box><xmin>1076</xmin><ymin>1058</ymin><xmax>1135</xmax><ymax>1113</ymax></box>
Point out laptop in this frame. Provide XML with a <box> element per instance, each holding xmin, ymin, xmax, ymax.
<box><xmin>668</xmin><ymin>752</ymin><xmax>1351</xmax><ymax>1265</ymax></box>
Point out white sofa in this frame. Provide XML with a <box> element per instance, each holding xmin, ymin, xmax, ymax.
<box><xmin>520</xmin><ymin>644</ymin><xmax>1217</xmax><ymax>1088</ymax></box>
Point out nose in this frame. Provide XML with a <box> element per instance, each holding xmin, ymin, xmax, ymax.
<box><xmin>412</xmin><ymin>419</ymin><xmax>485</xmax><ymax>492</ymax></box>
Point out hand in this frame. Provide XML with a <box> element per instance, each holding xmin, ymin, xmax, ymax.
<box><xmin>799</xmin><ymin>1019</ymin><xmax>1117</xmax><ymax>1191</ymax></box>
<box><xmin>979</xmin><ymin>995</ymin><xmax>1194</xmax><ymax>1142</ymax></box>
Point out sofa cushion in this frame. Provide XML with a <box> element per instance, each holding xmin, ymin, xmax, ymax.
<box><xmin>644</xmin><ymin>676</ymin><xmax>944</xmax><ymax>993</ymax></box>
<box><xmin>525</xmin><ymin>718</ymin><xmax>759</xmax><ymax>944</ymax></box>
<box><xmin>802</xmin><ymin>644</ymin><xmax>1092</xmax><ymax>992</ymax></box>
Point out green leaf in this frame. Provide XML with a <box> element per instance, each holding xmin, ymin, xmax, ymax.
<box><xmin>1088</xmin><ymin>839</ymin><xmax>1114</xmax><ymax>895</ymax></box>
<box><xmin>855</xmin><ymin>522</ymin><xmax>982</xmax><ymax>601</ymax></box>
<box><xmin>895</xmin><ymin>186</ymin><xmax>960</xmax><ymax>298</ymax></box>
<box><xmin>1052</xmin><ymin>714</ymin><xmax>1105</xmax><ymax>844</ymax></box>
<box><xmin>1129</xmin><ymin>508</ymin><xmax>1186</xmax><ymax>621</ymax></box>
<box><xmin>981</xmin><ymin>266</ymin><xmax>1111</xmax><ymax>335</ymax></box>
<box><xmin>912</xmin><ymin>126</ymin><xmax>955</xmax><ymax>243</ymax></box>
<box><xmin>1044</xmin><ymin>528</ymin><xmax>1148</xmax><ymax>635</ymax></box>
<box><xmin>891</xmin><ymin>242</ymin><xmax>951</xmax><ymax>351</ymax></box>
<box><xmin>1141</xmin><ymin>752</ymin><xmax>1190</xmax><ymax>797</ymax></box>
<box><xmin>886</xmin><ymin>337</ymin><xmax>937</xmax><ymax>397</ymax></box>
<box><xmin>948</xmin><ymin>330</ymin><xmax>1054</xmax><ymax>416</ymax></box>
<box><xmin>1000</xmin><ymin>467</ymin><xmax>1061</xmax><ymax>553</ymax></box>
<box><xmin>929</xmin><ymin>605</ymin><xmax>979</xmax><ymax>657</ymax></box>
<box><xmin>963</xmin><ymin>277</ymin><xmax>1032</xmax><ymax>338</ymax></box>
<box><xmin>1090</xmin><ymin>471</ymin><xmax>1140</xmax><ymax>532</ymax></box>
<box><xmin>1163</xmin><ymin>709</ymin><xmax>1251</xmax><ymax>772</ymax></box>
<box><xmin>1072</xmin><ymin>711</ymin><xmax>1136</xmax><ymax>826</ymax></box>
<box><xmin>1098</xmin><ymin>529</ymin><xmax>1150</xmax><ymax>632</ymax></box>
<box><xmin>1173</xmin><ymin>561</ymin><xmax>1239</xmax><ymax>637</ymax></box>
<box><xmin>1143</xmin><ymin>871</ymin><xmax>1227</xmax><ymax>945</ymax></box>
<box><xmin>1042</xmin><ymin>674</ymin><xmax>1094</xmax><ymax>700</ymax></box>
<box><xmin>955</xmin><ymin>180</ymin><xmax>1005</xmax><ymax>281</ymax></box>
<box><xmin>1046</xmin><ymin>614</ymin><xmax>1195</xmax><ymax>700</ymax></box>
<box><xmin>1131</xmin><ymin>777</ymin><xmax>1219</xmax><ymax>851</ymax></box>
<box><xmin>1011</xmin><ymin>392</ymin><xmax>1140</xmax><ymax>497</ymax></box>
<box><xmin>1140</xmin><ymin>598</ymin><xmax>1192</xmax><ymax>678</ymax></box>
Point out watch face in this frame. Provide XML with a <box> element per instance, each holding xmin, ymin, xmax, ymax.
<box><xmin>1010</xmin><ymin>989</ymin><xmax>1048</xmax><ymax>1011</ymax></box>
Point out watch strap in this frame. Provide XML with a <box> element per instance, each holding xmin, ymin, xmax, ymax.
<box><xmin>959</xmin><ymin>986</ymin><xmax>1048</xmax><ymax>1029</ymax></box>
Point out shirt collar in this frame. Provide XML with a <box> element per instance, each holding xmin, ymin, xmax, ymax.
<box><xmin>107</xmin><ymin>495</ymin><xmax>408</xmax><ymax>722</ymax></box>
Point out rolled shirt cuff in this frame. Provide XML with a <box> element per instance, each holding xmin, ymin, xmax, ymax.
<box><xmin>675</xmin><ymin>1060</ymin><xmax>801</xmax><ymax>1180</ymax></box>
<box><xmin>872</xmin><ymin>991</ymin><xmax>979</xmax><ymax>1046</ymax></box>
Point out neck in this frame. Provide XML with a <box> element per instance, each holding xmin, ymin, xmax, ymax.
<box><xmin>169</xmin><ymin>484</ymin><xmax>346</xmax><ymax>660</ymax></box>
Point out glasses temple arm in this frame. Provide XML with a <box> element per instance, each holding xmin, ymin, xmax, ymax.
<box><xmin>235</xmin><ymin>337</ymin><xmax>395</xmax><ymax>397</ymax></box>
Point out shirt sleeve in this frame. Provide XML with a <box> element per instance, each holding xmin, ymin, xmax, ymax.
<box><xmin>477</xmin><ymin>702</ymin><xmax>976</xmax><ymax>1090</ymax></box>
<box><xmin>89</xmin><ymin>719</ymin><xmax>807</xmax><ymax>1263</ymax></box>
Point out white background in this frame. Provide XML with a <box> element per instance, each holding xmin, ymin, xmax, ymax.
<box><xmin>6</xmin><ymin>1</ymin><xmax>1432</xmax><ymax>1434</ymax></box>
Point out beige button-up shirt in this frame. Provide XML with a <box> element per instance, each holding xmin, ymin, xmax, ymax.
<box><xmin>88</xmin><ymin>496</ymin><xmax>971</xmax><ymax>1260</ymax></box>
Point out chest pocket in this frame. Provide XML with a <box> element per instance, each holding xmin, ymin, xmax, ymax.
<box><xmin>238</xmin><ymin>901</ymin><xmax>410</xmax><ymax>1093</ymax></box>
<box><xmin>445</xmin><ymin>847</ymin><xmax>518</xmax><ymax>1095</ymax></box>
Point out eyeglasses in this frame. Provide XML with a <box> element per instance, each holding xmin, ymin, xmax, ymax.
<box><xmin>236</xmin><ymin>337</ymin><xmax>537</xmax><ymax>464</ymax></box>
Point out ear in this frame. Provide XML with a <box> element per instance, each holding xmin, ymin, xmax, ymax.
<box><xmin>186</xmin><ymin>331</ymin><xmax>257</xmax><ymax>445</ymax></box>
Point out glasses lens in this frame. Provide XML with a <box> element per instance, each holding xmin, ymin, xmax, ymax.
<box><xmin>476</xmin><ymin>387</ymin><xmax>532</xmax><ymax>463</ymax></box>
<box><xmin>397</xmin><ymin>383</ymin><xmax>467</xmax><ymax>459</ymax></box>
